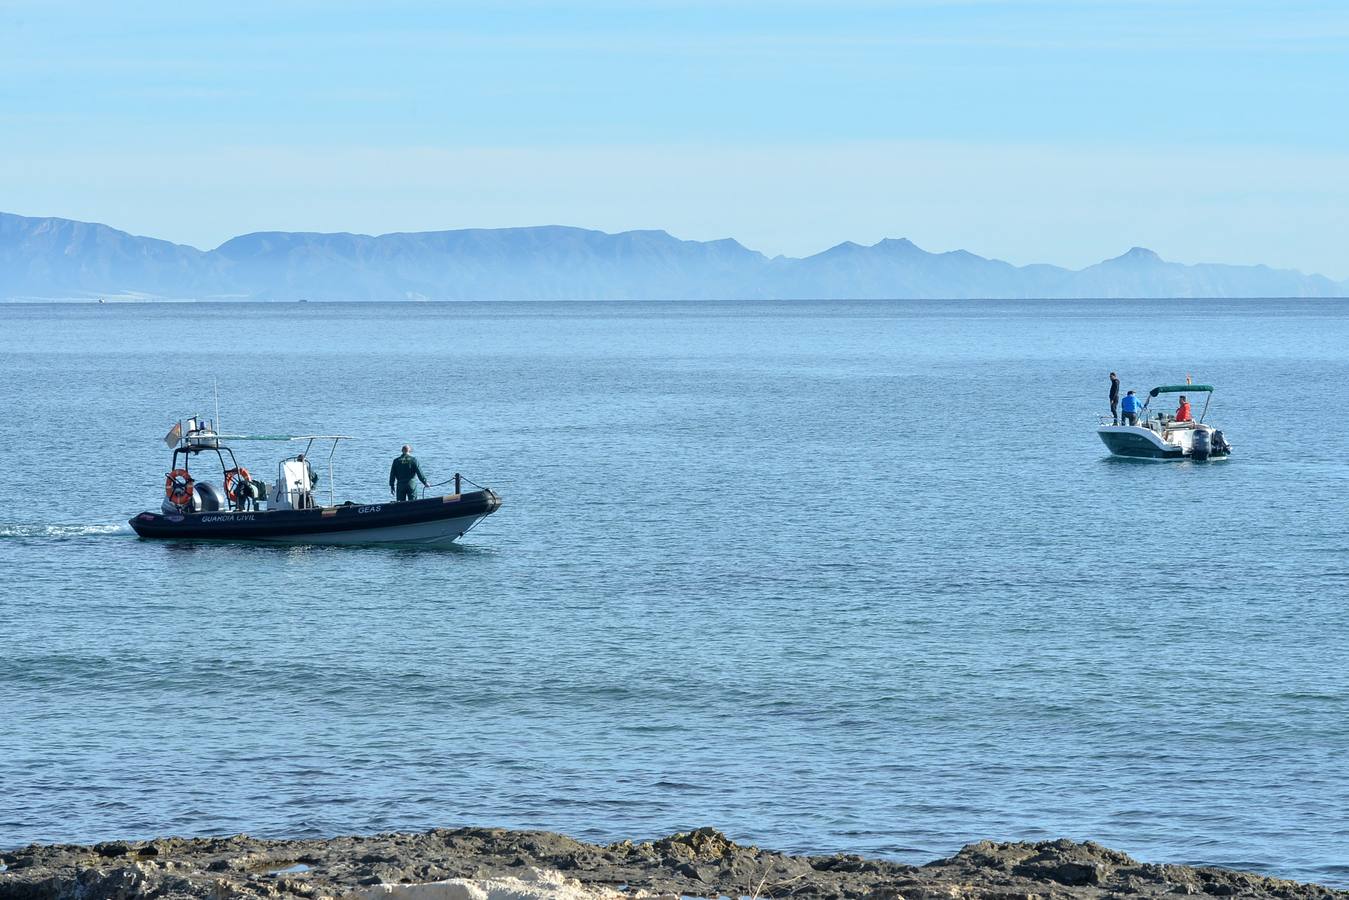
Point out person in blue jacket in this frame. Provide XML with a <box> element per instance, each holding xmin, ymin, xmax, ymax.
<box><xmin>1119</xmin><ymin>390</ymin><xmax>1143</xmax><ymax>426</ymax></box>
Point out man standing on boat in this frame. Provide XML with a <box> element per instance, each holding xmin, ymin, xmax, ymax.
<box><xmin>389</xmin><ymin>445</ymin><xmax>430</xmax><ymax>501</ymax></box>
<box><xmin>1120</xmin><ymin>390</ymin><xmax>1143</xmax><ymax>426</ymax></box>
<box><xmin>1109</xmin><ymin>372</ymin><xmax>1121</xmax><ymax>425</ymax></box>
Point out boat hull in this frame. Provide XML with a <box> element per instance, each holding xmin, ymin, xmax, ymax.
<box><xmin>1096</xmin><ymin>425</ymin><xmax>1230</xmax><ymax>460</ymax></box>
<box><xmin>129</xmin><ymin>490</ymin><xmax>501</xmax><ymax>546</ymax></box>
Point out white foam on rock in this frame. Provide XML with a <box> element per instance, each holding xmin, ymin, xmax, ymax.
<box><xmin>347</xmin><ymin>868</ymin><xmax>675</xmax><ymax>900</ymax></box>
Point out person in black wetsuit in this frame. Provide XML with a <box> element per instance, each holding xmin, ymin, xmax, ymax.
<box><xmin>389</xmin><ymin>445</ymin><xmax>429</xmax><ymax>501</ymax></box>
<box><xmin>1109</xmin><ymin>372</ymin><xmax>1121</xmax><ymax>425</ymax></box>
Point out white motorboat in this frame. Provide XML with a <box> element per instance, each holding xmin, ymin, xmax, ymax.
<box><xmin>1097</xmin><ymin>384</ymin><xmax>1232</xmax><ymax>461</ymax></box>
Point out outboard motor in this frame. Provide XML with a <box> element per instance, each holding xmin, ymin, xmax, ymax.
<box><xmin>1212</xmin><ymin>430</ymin><xmax>1230</xmax><ymax>455</ymax></box>
<box><xmin>195</xmin><ymin>482</ymin><xmax>227</xmax><ymax>512</ymax></box>
<box><xmin>1191</xmin><ymin>427</ymin><xmax>1212</xmax><ymax>461</ymax></box>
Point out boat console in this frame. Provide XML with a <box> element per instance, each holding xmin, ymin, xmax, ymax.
<box><xmin>270</xmin><ymin>457</ymin><xmax>319</xmax><ymax>510</ymax></box>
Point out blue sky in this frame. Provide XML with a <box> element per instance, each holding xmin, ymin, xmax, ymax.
<box><xmin>2</xmin><ymin>0</ymin><xmax>1346</xmax><ymax>276</ymax></box>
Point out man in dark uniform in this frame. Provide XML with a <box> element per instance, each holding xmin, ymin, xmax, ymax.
<box><xmin>389</xmin><ymin>444</ymin><xmax>429</xmax><ymax>501</ymax></box>
<box><xmin>1109</xmin><ymin>372</ymin><xmax>1121</xmax><ymax>425</ymax></box>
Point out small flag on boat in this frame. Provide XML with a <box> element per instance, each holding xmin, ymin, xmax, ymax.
<box><xmin>163</xmin><ymin>421</ymin><xmax>183</xmax><ymax>447</ymax></box>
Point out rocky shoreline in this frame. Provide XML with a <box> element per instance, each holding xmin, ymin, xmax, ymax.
<box><xmin>2</xmin><ymin>827</ymin><xmax>1344</xmax><ymax>900</ymax></box>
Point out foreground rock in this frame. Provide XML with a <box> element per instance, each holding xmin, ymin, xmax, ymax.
<box><xmin>2</xmin><ymin>827</ymin><xmax>1344</xmax><ymax>900</ymax></box>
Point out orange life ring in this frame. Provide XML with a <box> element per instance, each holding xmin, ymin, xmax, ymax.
<box><xmin>165</xmin><ymin>469</ymin><xmax>194</xmax><ymax>506</ymax></box>
<box><xmin>224</xmin><ymin>467</ymin><xmax>252</xmax><ymax>502</ymax></box>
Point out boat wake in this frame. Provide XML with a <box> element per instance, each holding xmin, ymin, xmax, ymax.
<box><xmin>0</xmin><ymin>523</ymin><xmax>134</xmax><ymax>540</ymax></box>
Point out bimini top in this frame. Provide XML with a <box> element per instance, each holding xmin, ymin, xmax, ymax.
<box><xmin>1149</xmin><ymin>384</ymin><xmax>1213</xmax><ymax>396</ymax></box>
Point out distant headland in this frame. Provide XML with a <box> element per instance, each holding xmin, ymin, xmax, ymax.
<box><xmin>2</xmin><ymin>211</ymin><xmax>1345</xmax><ymax>301</ymax></box>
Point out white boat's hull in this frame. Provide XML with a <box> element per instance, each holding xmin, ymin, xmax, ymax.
<box><xmin>1097</xmin><ymin>424</ymin><xmax>1230</xmax><ymax>460</ymax></box>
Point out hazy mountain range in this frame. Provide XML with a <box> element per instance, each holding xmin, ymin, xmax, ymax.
<box><xmin>2</xmin><ymin>212</ymin><xmax>1344</xmax><ymax>301</ymax></box>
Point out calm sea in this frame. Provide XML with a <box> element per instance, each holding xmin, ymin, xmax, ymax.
<box><xmin>1</xmin><ymin>300</ymin><xmax>1346</xmax><ymax>886</ymax></box>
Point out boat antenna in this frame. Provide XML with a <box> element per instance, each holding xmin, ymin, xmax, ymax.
<box><xmin>214</xmin><ymin>377</ymin><xmax>220</xmax><ymax>434</ymax></box>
